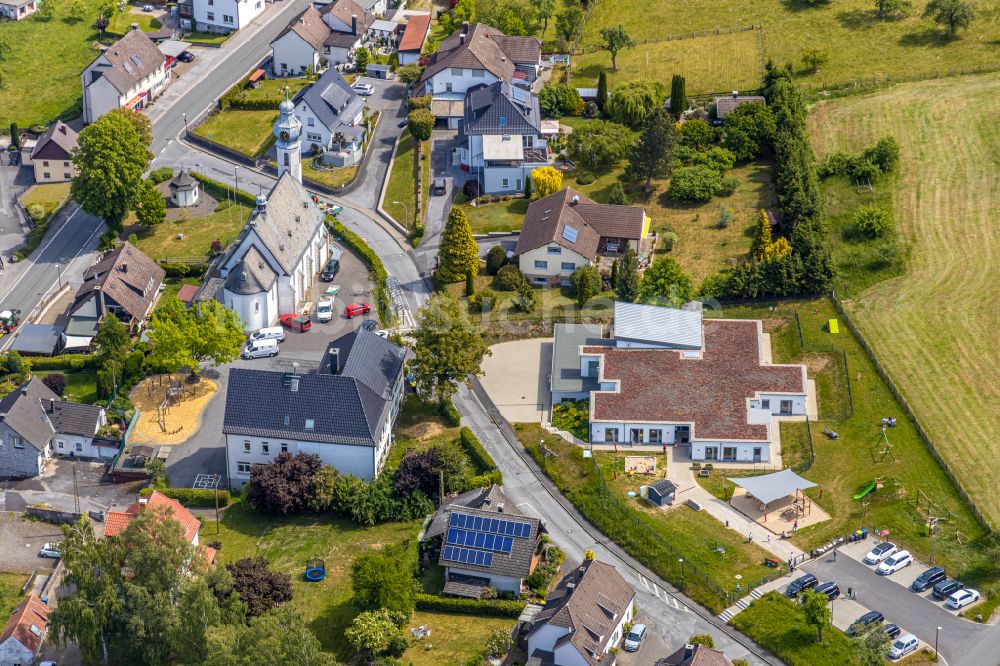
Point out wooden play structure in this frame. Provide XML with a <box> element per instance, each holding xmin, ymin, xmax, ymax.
<box><xmin>130</xmin><ymin>374</ymin><xmax>219</xmax><ymax>446</ymax></box>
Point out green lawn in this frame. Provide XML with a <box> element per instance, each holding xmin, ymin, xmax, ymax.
<box><xmin>456</xmin><ymin>196</ymin><xmax>530</xmax><ymax>234</ymax></box>
<box><xmin>384</xmin><ymin>133</ymin><xmax>429</xmax><ymax>230</ymax></box>
<box><xmin>193</xmin><ymin>110</ymin><xmax>277</xmax><ymax>158</ymax></box>
<box><xmin>304</xmin><ymin>161</ymin><xmax>358</xmax><ymax>189</ymax></box>
<box><xmin>0</xmin><ymin>573</ymin><xmax>27</xmax><ymax>619</ymax></box>
<box><xmin>0</xmin><ymin>0</ymin><xmax>109</xmax><ymax>125</ymax></box>
<box><xmin>730</xmin><ymin>593</ymin><xmax>860</xmax><ymax>666</ymax></box>
<box><xmin>184</xmin><ymin>31</ymin><xmax>231</xmax><ymax>45</ymax></box>
<box><xmin>572</xmin><ymin>28</ymin><xmax>762</xmax><ymax>94</ymax></box>
<box><xmin>160</xmin><ymin>277</ymin><xmax>202</xmax><ymax>302</ymax></box>
<box><xmin>19</xmin><ymin>182</ymin><xmax>71</xmax><ymax>220</ymax></box>
<box><xmin>199</xmin><ymin>503</ymin><xmax>423</xmax><ymax>661</ymax></box>
<box><xmin>401</xmin><ymin>611</ymin><xmax>513</xmax><ymax>666</ymax></box>
<box><xmin>134</xmin><ymin>200</ymin><xmax>249</xmax><ymax>262</ymax></box>
<box><xmin>106</xmin><ymin>8</ymin><xmax>161</xmax><ymax>36</ymax></box>
<box><xmin>579</xmin><ymin>0</ymin><xmax>1000</xmax><ymax>89</ymax></box>
<box><xmin>236</xmin><ymin>77</ymin><xmax>310</xmax><ymax>101</ymax></box>
<box><xmin>33</xmin><ymin>369</ymin><xmax>99</xmax><ymax>404</ymax></box>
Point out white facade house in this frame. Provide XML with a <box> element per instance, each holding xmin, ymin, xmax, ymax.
<box><xmin>223</xmin><ymin>329</ymin><xmax>407</xmax><ymax>490</ymax></box>
<box><xmin>191</xmin><ymin>0</ymin><xmax>266</xmax><ymax>34</ymax></box>
<box><xmin>0</xmin><ymin>0</ymin><xmax>36</xmax><ymax>20</ymax></box>
<box><xmin>295</xmin><ymin>68</ymin><xmax>367</xmax><ymax>163</ymax></box>
<box><xmin>168</xmin><ymin>168</ymin><xmax>200</xmax><ymax>207</ymax></box>
<box><xmin>81</xmin><ymin>29</ymin><xmax>170</xmax><ymax>124</ymax></box>
<box><xmin>270</xmin><ymin>1</ymin><xmax>373</xmax><ymax>75</ymax></box>
<box><xmin>526</xmin><ymin>560</ymin><xmax>635</xmax><ymax>666</ymax></box>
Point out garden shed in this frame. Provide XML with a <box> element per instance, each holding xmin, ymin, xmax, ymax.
<box><xmin>647</xmin><ymin>479</ymin><xmax>677</xmax><ymax>507</ymax></box>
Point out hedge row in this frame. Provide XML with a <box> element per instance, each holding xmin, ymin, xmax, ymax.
<box><xmin>26</xmin><ymin>354</ymin><xmax>97</xmax><ymax>370</ymax></box>
<box><xmin>414</xmin><ymin>593</ymin><xmax>525</xmax><ymax>618</ymax></box>
<box><xmin>191</xmin><ymin>172</ymin><xmax>258</xmax><ymax>208</ymax></box>
<box><xmin>161</xmin><ymin>263</ymin><xmax>209</xmax><ymax>279</ymax></box>
<box><xmin>459</xmin><ymin>427</ymin><xmax>500</xmax><ymax>477</ymax></box>
<box><xmin>225</xmin><ymin>97</ymin><xmax>284</xmax><ymax>111</ymax></box>
<box><xmin>466</xmin><ymin>469</ymin><xmax>503</xmax><ymax>490</ymax></box>
<box><xmin>139</xmin><ymin>486</ymin><xmax>231</xmax><ymax>507</ymax></box>
<box><xmin>440</xmin><ymin>400</ymin><xmax>461</xmax><ymax>426</ymax></box>
<box><xmin>328</xmin><ymin>219</ymin><xmax>393</xmax><ymax>325</ymax></box>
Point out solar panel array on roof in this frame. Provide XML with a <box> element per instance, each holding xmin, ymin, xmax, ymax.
<box><xmin>447</xmin><ymin>527</ymin><xmax>514</xmax><ymax>553</ymax></box>
<box><xmin>449</xmin><ymin>511</ymin><xmax>532</xmax><ymax>538</ymax></box>
<box><xmin>562</xmin><ymin>225</ymin><xmax>579</xmax><ymax>243</ymax></box>
<box><xmin>443</xmin><ymin>545</ymin><xmax>494</xmax><ymax>567</ymax></box>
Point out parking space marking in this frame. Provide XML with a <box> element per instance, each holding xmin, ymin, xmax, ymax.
<box><xmin>639</xmin><ymin>575</ymin><xmax>692</xmax><ymax>613</ymax></box>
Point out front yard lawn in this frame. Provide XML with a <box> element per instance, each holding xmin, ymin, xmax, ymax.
<box><xmin>193</xmin><ymin>110</ymin><xmax>277</xmax><ymax>158</ymax></box>
<box><xmin>236</xmin><ymin>77</ymin><xmax>309</xmax><ymax>101</ymax></box>
<box><xmin>0</xmin><ymin>573</ymin><xmax>27</xmax><ymax>619</ymax></box>
<box><xmin>183</xmin><ymin>31</ymin><xmax>232</xmax><ymax>45</ymax></box>
<box><xmin>107</xmin><ymin>8</ymin><xmax>162</xmax><ymax>36</ymax></box>
<box><xmin>304</xmin><ymin>162</ymin><xmax>358</xmax><ymax>190</ymax></box>
<box><xmin>16</xmin><ymin>183</ymin><xmax>73</xmax><ymax>259</ymax></box>
<box><xmin>384</xmin><ymin>133</ymin><xmax>429</xmax><ymax>230</ymax></box>
<box><xmin>401</xmin><ymin>611</ymin><xmax>513</xmax><ymax>666</ymax></box>
<box><xmin>33</xmin><ymin>369</ymin><xmax>99</xmax><ymax>404</ymax></box>
<box><xmin>456</xmin><ymin>195</ymin><xmax>530</xmax><ymax>234</ymax></box>
<box><xmin>133</xmin><ymin>200</ymin><xmax>249</xmax><ymax>262</ymax></box>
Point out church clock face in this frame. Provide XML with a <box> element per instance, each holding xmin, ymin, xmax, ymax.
<box><xmin>279</xmin><ymin>130</ymin><xmax>291</xmax><ymax>142</ymax></box>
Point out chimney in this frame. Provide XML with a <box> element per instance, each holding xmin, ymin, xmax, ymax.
<box><xmin>459</xmin><ymin>33</ymin><xmax>466</xmax><ymax>45</ymax></box>
<box><xmin>497</xmin><ymin>501</ymin><xmax>504</xmax><ymax>513</ymax></box>
<box><xmin>566</xmin><ymin>582</ymin><xmax>576</xmax><ymax>594</ymax></box>
<box><xmin>328</xmin><ymin>348</ymin><xmax>340</xmax><ymax>374</ymax></box>
<box><xmin>461</xmin><ymin>20</ymin><xmax>469</xmax><ymax>34</ymax></box>
<box><xmin>48</xmin><ymin>399</ymin><xmax>55</xmax><ymax>414</ymax></box>
<box><xmin>684</xmin><ymin>645</ymin><xmax>695</xmax><ymax>660</ymax></box>
<box><xmin>139</xmin><ymin>497</ymin><xmax>148</xmax><ymax>505</ymax></box>
<box><xmin>121</xmin><ymin>262</ymin><xmax>128</xmax><ymax>273</ymax></box>
<box><xmin>351</xmin><ymin>14</ymin><xmax>357</xmax><ymax>35</ymax></box>
<box><xmin>570</xmin><ymin>194</ymin><xmax>580</xmax><ymax>206</ymax></box>
<box><xmin>732</xmin><ymin>90</ymin><xmax>738</xmax><ymax>99</ymax></box>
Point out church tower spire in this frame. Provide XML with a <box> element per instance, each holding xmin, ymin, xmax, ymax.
<box><xmin>274</xmin><ymin>87</ymin><xmax>302</xmax><ymax>184</ymax></box>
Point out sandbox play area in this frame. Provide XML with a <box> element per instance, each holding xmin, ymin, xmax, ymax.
<box><xmin>129</xmin><ymin>374</ymin><xmax>218</xmax><ymax>445</ymax></box>
<box><xmin>625</xmin><ymin>455</ymin><xmax>657</xmax><ymax>476</ymax></box>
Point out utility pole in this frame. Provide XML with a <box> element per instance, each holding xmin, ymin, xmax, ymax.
<box><xmin>438</xmin><ymin>469</ymin><xmax>444</xmax><ymax>506</ymax></box>
<box><xmin>72</xmin><ymin>462</ymin><xmax>81</xmax><ymax>514</ymax></box>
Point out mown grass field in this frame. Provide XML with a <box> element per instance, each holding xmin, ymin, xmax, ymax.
<box><xmin>579</xmin><ymin>0</ymin><xmax>1000</xmax><ymax>89</ymax></box>
<box><xmin>384</xmin><ymin>133</ymin><xmax>429</xmax><ymax>230</ymax></box>
<box><xmin>106</xmin><ymin>8</ymin><xmax>161</xmax><ymax>36</ymax></box>
<box><xmin>0</xmin><ymin>573</ymin><xmax>27</xmax><ymax>619</ymax></box>
<box><xmin>401</xmin><ymin>611</ymin><xmax>513</xmax><ymax>666</ymax></box>
<box><xmin>193</xmin><ymin>110</ymin><xmax>278</xmax><ymax>158</ymax></box>
<box><xmin>0</xmin><ymin>0</ymin><xmax>105</xmax><ymax>125</ymax></box>
<box><xmin>19</xmin><ymin>182</ymin><xmax>71</xmax><ymax>220</ymax></box>
<box><xmin>572</xmin><ymin>29</ymin><xmax>762</xmax><ymax>94</ymax></box>
<box><xmin>807</xmin><ymin>73</ymin><xmax>1000</xmax><ymax>530</ymax></box>
<box><xmin>134</xmin><ymin>200</ymin><xmax>250</xmax><ymax>262</ymax></box>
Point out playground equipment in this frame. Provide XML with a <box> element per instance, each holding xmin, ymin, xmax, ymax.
<box><xmin>827</xmin><ymin>319</ymin><xmax>839</xmax><ymax>334</ymax></box>
<box><xmin>869</xmin><ymin>426</ymin><xmax>896</xmax><ymax>463</ymax></box>
<box><xmin>853</xmin><ymin>478</ymin><xmax>883</xmax><ymax>500</ymax></box>
<box><xmin>304</xmin><ymin>559</ymin><xmax>326</xmax><ymax>582</ymax></box>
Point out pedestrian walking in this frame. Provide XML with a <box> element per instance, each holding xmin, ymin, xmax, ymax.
<box><xmin>847</xmin><ymin>587</ymin><xmax>852</xmax><ymax>599</ymax></box>
<box><xmin>833</xmin><ymin>549</ymin><xmax>838</xmax><ymax>562</ymax></box>
<box><xmin>748</xmin><ymin>532</ymin><xmax>753</xmax><ymax>543</ymax></box>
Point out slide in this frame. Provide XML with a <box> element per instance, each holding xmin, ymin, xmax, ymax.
<box><xmin>853</xmin><ymin>481</ymin><xmax>877</xmax><ymax>500</ymax></box>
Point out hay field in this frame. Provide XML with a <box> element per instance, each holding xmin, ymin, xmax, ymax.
<box><xmin>807</xmin><ymin>73</ymin><xmax>1000</xmax><ymax>526</ymax></box>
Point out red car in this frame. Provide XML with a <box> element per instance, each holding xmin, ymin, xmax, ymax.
<box><xmin>279</xmin><ymin>314</ymin><xmax>312</xmax><ymax>332</ymax></box>
<box><xmin>344</xmin><ymin>303</ymin><xmax>371</xmax><ymax>319</ymax></box>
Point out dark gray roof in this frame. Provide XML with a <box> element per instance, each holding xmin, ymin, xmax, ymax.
<box><xmin>650</xmin><ymin>479</ymin><xmax>676</xmax><ymax>495</ymax></box>
<box><xmin>168</xmin><ymin>168</ymin><xmax>197</xmax><ymax>191</ymax></box>
<box><xmin>224</xmin><ymin>246</ymin><xmax>277</xmax><ymax>295</ymax></box>
<box><xmin>11</xmin><ymin>324</ymin><xmax>60</xmax><ymax>356</ymax></box>
<box><xmin>462</xmin><ymin>82</ymin><xmax>540</xmax><ymax>136</ymax></box>
<box><xmin>337</xmin><ymin>328</ymin><xmax>406</xmax><ymax>400</ymax></box>
<box><xmin>324</xmin><ymin>31</ymin><xmax>363</xmax><ymax>48</ymax></box>
<box><xmin>551</xmin><ymin>323</ymin><xmax>610</xmax><ymax>394</ymax></box>
<box><xmin>0</xmin><ymin>378</ymin><xmax>58</xmax><ymax>451</ymax></box>
<box><xmin>425</xmin><ymin>485</ymin><xmax>513</xmax><ymax>539</ymax></box>
<box><xmin>298</xmin><ymin>68</ymin><xmax>365</xmax><ymax>135</ymax></box>
<box><xmin>65</xmin><ymin>316</ymin><xmax>101</xmax><ymax>338</ymax></box>
<box><xmin>436</xmin><ymin>504</ymin><xmax>541</xmax><ymax>579</ymax></box>
<box><xmin>47</xmin><ymin>401</ymin><xmax>104</xmax><ymax>437</ymax></box>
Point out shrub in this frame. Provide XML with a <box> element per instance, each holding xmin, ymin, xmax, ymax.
<box><xmin>854</xmin><ymin>204</ymin><xmax>894</xmax><ymax>239</ymax></box>
<box><xmin>605</xmin><ymin>80</ymin><xmax>667</xmax><ymax>128</ymax></box>
<box><xmin>27</xmin><ymin>204</ymin><xmax>46</xmax><ymax>223</ymax></box>
<box><xmin>42</xmin><ymin>373</ymin><xmax>67</xmax><ymax>396</ymax></box>
<box><xmin>160</xmin><ymin>263</ymin><xmax>209</xmax><ymax>279</ymax></box>
<box><xmin>4</xmin><ymin>351</ymin><xmax>25</xmax><ymax>375</ymax></box>
<box><xmin>439</xmin><ymin>399</ymin><xmax>461</xmax><ymax>426</ymax></box>
<box><xmin>484</xmin><ymin>628</ymin><xmax>512</xmax><ymax>658</ymax></box>
<box><xmin>608</xmin><ymin>182</ymin><xmax>627</xmax><ymax>205</ymax></box>
<box><xmin>494</xmin><ymin>264</ymin><xmax>525</xmax><ymax>291</ymax></box>
<box><xmin>679</xmin><ymin>119</ymin><xmax>716</xmax><ymax>149</ymax></box>
<box><xmin>552</xmin><ymin>400</ymin><xmax>589</xmax><ymax>440</ymax></box>
<box><xmin>718</xmin><ymin>175</ymin><xmax>741</xmax><ymax>195</ymax></box>
<box><xmin>538</xmin><ymin>83</ymin><xmax>584</xmax><ymax>118</ymax></box>
<box><xmin>463</xmin><ymin>179</ymin><xmax>481</xmax><ymax>199</ymax></box>
<box><xmin>511</xmin><ymin>281</ymin><xmax>537</xmax><ymax>312</ymax></box>
<box><xmin>26</xmin><ymin>354</ymin><xmax>97</xmax><ymax>370</ymax></box>
<box><xmin>669</xmin><ymin>166</ymin><xmax>723</xmax><ymax>202</ymax></box>
<box><xmin>661</xmin><ymin>231</ymin><xmax>679</xmax><ymax>250</ymax></box>
<box><xmin>459</xmin><ymin>426</ymin><xmax>498</xmax><ymax>474</ymax></box>
<box><xmin>139</xmin><ymin>486</ymin><xmax>232</xmax><ymax>507</ymax></box>
<box><xmin>485</xmin><ymin>245</ymin><xmax>507</xmax><ymax>275</ymax></box>
<box><xmin>407</xmin><ymin>95</ymin><xmax>432</xmax><ymax>110</ymax></box>
<box><xmin>566</xmin><ymin>120</ymin><xmax>632</xmax><ymax>172</ymax></box>
<box><xmin>575</xmin><ymin>172</ymin><xmax>596</xmax><ymax>185</ymax></box>
<box><xmin>248</xmin><ymin>452</ymin><xmax>321</xmax><ymax>514</ymax></box>
<box><xmin>149</xmin><ymin>167</ymin><xmax>174</xmax><ymax>185</ymax></box>
<box><xmin>414</xmin><ymin>594</ymin><xmax>526</xmax><ymax>617</ymax></box>
<box><xmin>688</xmin><ymin>634</ymin><xmax>715</xmax><ymax>648</ymax></box>
<box><xmin>469</xmin><ymin>287</ymin><xmax>499</xmax><ymax>313</ymax></box>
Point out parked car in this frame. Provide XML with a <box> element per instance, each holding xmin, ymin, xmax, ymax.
<box><xmin>279</xmin><ymin>313</ymin><xmax>312</xmax><ymax>332</ymax></box>
<box><xmin>353</xmin><ymin>82</ymin><xmax>374</xmax><ymax>95</ymax></box>
<box><xmin>142</xmin><ymin>4</ymin><xmax>154</xmax><ymax>10</ymax></box>
<box><xmin>361</xmin><ymin>319</ymin><xmax>378</xmax><ymax>331</ymax></box>
<box><xmin>622</xmin><ymin>623</ymin><xmax>646</xmax><ymax>652</ymax></box>
<box><xmin>785</xmin><ymin>574</ymin><xmax>818</xmax><ymax>598</ymax></box>
<box><xmin>432</xmin><ymin>178</ymin><xmax>446</xmax><ymax>195</ymax></box>
<box><xmin>946</xmin><ymin>588</ymin><xmax>980</xmax><ymax>609</ymax></box>
<box><xmin>39</xmin><ymin>543</ymin><xmax>61</xmax><ymax>558</ymax></box>
<box><xmin>911</xmin><ymin>566</ymin><xmax>946</xmax><ymax>592</ymax></box>
<box><xmin>876</xmin><ymin>550</ymin><xmax>913</xmax><ymax>575</ymax></box>
<box><xmin>882</xmin><ymin>624</ymin><xmax>902</xmax><ymax>640</ymax></box>
<box><xmin>345</xmin><ymin>302</ymin><xmax>371</xmax><ymax>318</ymax></box>
<box><xmin>316</xmin><ymin>298</ymin><xmax>334</xmax><ymax>323</ymax></box>
<box><xmin>321</xmin><ymin>257</ymin><xmax>340</xmax><ymax>281</ymax></box>
<box><xmin>242</xmin><ymin>339</ymin><xmax>279</xmax><ymax>359</ymax></box>
<box><xmin>863</xmin><ymin>541</ymin><xmax>898</xmax><ymax>565</ymax></box>
<box><xmin>814</xmin><ymin>581</ymin><xmax>840</xmax><ymax>601</ymax></box>
<box><xmin>888</xmin><ymin>633</ymin><xmax>919</xmax><ymax>660</ymax></box>
<box><xmin>847</xmin><ymin>610</ymin><xmax>884</xmax><ymax>637</ymax></box>
<box><xmin>248</xmin><ymin>326</ymin><xmax>285</xmax><ymax>343</ymax></box>
<box><xmin>177</xmin><ymin>51</ymin><xmax>195</xmax><ymax>63</ymax></box>
<box><xmin>932</xmin><ymin>578</ymin><xmax>964</xmax><ymax>600</ymax></box>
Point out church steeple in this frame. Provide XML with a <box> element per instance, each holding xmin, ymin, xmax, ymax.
<box><xmin>274</xmin><ymin>87</ymin><xmax>302</xmax><ymax>184</ymax></box>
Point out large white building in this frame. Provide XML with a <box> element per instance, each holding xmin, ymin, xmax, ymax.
<box><xmin>295</xmin><ymin>68</ymin><xmax>366</xmax><ymax>162</ymax></box>
<box><xmin>269</xmin><ymin>0</ymin><xmax>373</xmax><ymax>75</ymax></box>
<box><xmin>81</xmin><ymin>29</ymin><xmax>170</xmax><ymax>124</ymax></box>
<box><xmin>190</xmin><ymin>0</ymin><xmax>266</xmax><ymax>34</ymax></box>
<box><xmin>223</xmin><ymin>328</ymin><xmax>406</xmax><ymax>490</ymax></box>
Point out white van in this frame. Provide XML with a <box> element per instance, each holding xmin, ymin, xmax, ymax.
<box><xmin>242</xmin><ymin>339</ymin><xmax>279</xmax><ymax>359</ymax></box>
<box><xmin>248</xmin><ymin>326</ymin><xmax>285</xmax><ymax>343</ymax></box>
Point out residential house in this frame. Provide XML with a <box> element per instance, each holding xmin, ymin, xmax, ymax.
<box><xmin>28</xmin><ymin>121</ymin><xmax>78</xmax><ymax>184</ymax></box>
<box><xmin>0</xmin><ymin>0</ymin><xmax>36</xmax><ymax>21</ymax></box>
<box><xmin>418</xmin><ymin>22</ymin><xmax>541</xmax><ymax>127</ymax></box>
<box><xmin>81</xmin><ymin>29</ymin><xmax>170</xmax><ymax>124</ymax></box>
<box><xmin>66</xmin><ymin>241</ymin><xmax>166</xmax><ymax>345</ymax></box>
<box><xmin>561</xmin><ymin>301</ymin><xmax>810</xmax><ymax>464</ymax></box>
<box><xmin>270</xmin><ymin>0</ymin><xmax>373</xmax><ymax>74</ymax></box>
<box><xmin>355</xmin><ymin>0</ymin><xmax>385</xmax><ymax>17</ymax></box>
<box><xmin>0</xmin><ymin>594</ymin><xmax>48</xmax><ymax>666</ymax></box>
<box><xmin>459</xmin><ymin>82</ymin><xmax>547</xmax><ymax>195</ymax></box>
<box><xmin>396</xmin><ymin>13</ymin><xmax>430</xmax><ymax>65</ymax></box>
<box><xmin>223</xmin><ymin>327</ymin><xmax>406</xmax><ymax>489</ymax></box>
<box><xmin>657</xmin><ymin>643</ymin><xmax>735</xmax><ymax>666</ymax></box>
<box><xmin>425</xmin><ymin>485</ymin><xmax>544</xmax><ymax>598</ymax></box>
<box><xmin>526</xmin><ymin>559</ymin><xmax>635</xmax><ymax>666</ymax></box>
<box><xmin>189</xmin><ymin>0</ymin><xmax>266</xmax><ymax>34</ymax></box>
<box><xmin>198</xmin><ymin>171</ymin><xmax>329</xmax><ymax>331</ymax></box>
<box><xmin>713</xmin><ymin>91</ymin><xmax>766</xmax><ymax>121</ymax></box>
<box><xmin>294</xmin><ymin>68</ymin><xmax>367</xmax><ymax>166</ymax></box>
<box><xmin>321</xmin><ymin>0</ymin><xmax>374</xmax><ymax>65</ymax></box>
<box><xmin>515</xmin><ymin>188</ymin><xmax>650</xmax><ymax>285</ymax></box>
<box><xmin>104</xmin><ymin>490</ymin><xmax>217</xmax><ymax>564</ymax></box>
<box><xmin>0</xmin><ymin>378</ymin><xmax>109</xmax><ymax>480</ymax></box>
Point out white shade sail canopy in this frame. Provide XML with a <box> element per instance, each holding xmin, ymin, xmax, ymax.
<box><xmin>727</xmin><ymin>469</ymin><xmax>817</xmax><ymax>505</ymax></box>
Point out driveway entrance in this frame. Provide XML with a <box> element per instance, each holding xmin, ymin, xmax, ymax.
<box><xmin>479</xmin><ymin>338</ymin><xmax>552</xmax><ymax>423</ymax></box>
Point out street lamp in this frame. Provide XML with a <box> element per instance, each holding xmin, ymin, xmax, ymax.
<box><xmin>182</xmin><ymin>112</ymin><xmax>189</xmax><ymax>136</ymax></box>
<box><xmin>678</xmin><ymin>557</ymin><xmax>685</xmax><ymax>589</ymax></box>
<box><xmin>392</xmin><ymin>200</ymin><xmax>409</xmax><ymax>228</ymax></box>
<box><xmin>935</xmin><ymin>626</ymin><xmax>941</xmax><ymax>661</ymax></box>
<box><xmin>54</xmin><ymin>263</ymin><xmax>62</xmax><ymax>290</ymax></box>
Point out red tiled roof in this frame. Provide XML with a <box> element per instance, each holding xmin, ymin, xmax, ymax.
<box><xmin>587</xmin><ymin>320</ymin><xmax>806</xmax><ymax>441</ymax></box>
<box><xmin>176</xmin><ymin>284</ymin><xmax>199</xmax><ymax>303</ymax></box>
<box><xmin>103</xmin><ymin>491</ymin><xmax>201</xmax><ymax>544</ymax></box>
<box><xmin>102</xmin><ymin>510</ymin><xmax>134</xmax><ymax>537</ymax></box>
<box><xmin>0</xmin><ymin>594</ymin><xmax>48</xmax><ymax>656</ymax></box>
<box><xmin>201</xmin><ymin>546</ymin><xmax>218</xmax><ymax>566</ymax></box>
<box><xmin>399</xmin><ymin>14</ymin><xmax>430</xmax><ymax>52</ymax></box>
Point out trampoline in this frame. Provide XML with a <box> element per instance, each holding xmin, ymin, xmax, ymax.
<box><xmin>305</xmin><ymin>558</ymin><xmax>326</xmax><ymax>582</ymax></box>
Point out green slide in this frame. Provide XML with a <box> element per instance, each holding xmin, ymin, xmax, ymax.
<box><xmin>853</xmin><ymin>481</ymin><xmax>877</xmax><ymax>500</ymax></box>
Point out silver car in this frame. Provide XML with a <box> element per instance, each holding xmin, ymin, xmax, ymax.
<box><xmin>622</xmin><ymin>624</ymin><xmax>646</xmax><ymax>652</ymax></box>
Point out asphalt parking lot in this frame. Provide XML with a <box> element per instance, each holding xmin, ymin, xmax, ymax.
<box><xmin>0</xmin><ymin>512</ymin><xmax>62</xmax><ymax>575</ymax></box>
<box><xmin>0</xmin><ymin>459</ymin><xmax>134</xmax><ymax>515</ymax></box>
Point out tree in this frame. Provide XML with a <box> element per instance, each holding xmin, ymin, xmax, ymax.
<box><xmin>351</xmin><ymin>545</ymin><xmax>416</xmax><ymax>618</ymax></box>
<box><xmin>66</xmin><ymin>0</ymin><xmax>86</xmax><ymax>20</ymax></box>
<box><xmin>355</xmin><ymin>46</ymin><xmax>370</xmax><ymax>73</ymax></box>
<box><xmin>524</xmin><ymin>172</ymin><xmax>533</xmax><ymax>198</ymax></box>
<box><xmin>800</xmin><ymin>49</ymin><xmax>829</xmax><ymax>73</ymax></box>
<box><xmin>854</xmin><ymin>204</ymin><xmax>894</xmax><ymax>238</ymax></box>
<box><xmin>107</xmin><ymin>107</ymin><xmax>153</xmax><ymax>148</ymax></box>
<box><xmin>750</xmin><ymin>210</ymin><xmax>773</xmax><ymax>259</ymax></box>
<box><xmin>494</xmin><ymin>264</ymin><xmax>525</xmax><ymax>291</ymax></box>
<box><xmin>637</xmin><ymin>256</ymin><xmax>693</xmax><ymax>306</ymax></box>
<box><xmin>679</xmin><ymin>118</ymin><xmax>715</xmax><ymax>150</ymax></box>
<box><xmin>247</xmin><ymin>451</ymin><xmax>322</xmax><ymax>514</ymax></box>
<box><xmin>566</xmin><ymin>120</ymin><xmax>632</xmax><ymax>171</ymax></box>
<box><xmin>605</xmin><ymin>80</ymin><xmax>667</xmax><ymax>128</ymax></box>
<box><xmin>923</xmin><ymin>0</ymin><xmax>975</xmax><ymax>36</ymax></box>
<box><xmin>874</xmin><ymin>0</ymin><xmax>911</xmax><ymax>18</ymax></box>
<box><xmin>94</xmin><ymin>314</ymin><xmax>130</xmax><ymax>398</ymax></box>
<box><xmin>688</xmin><ymin>634</ymin><xmax>715</xmax><ymax>648</ymax></box>
<box><xmin>511</xmin><ymin>280</ymin><xmax>537</xmax><ymax>312</ymax></box>
<box><xmin>396</xmin><ymin>64</ymin><xmax>422</xmax><ymax>85</ymax></box>
<box><xmin>8</xmin><ymin>122</ymin><xmax>18</xmax><ymax>148</ymax></box>
<box><xmin>226</xmin><ymin>557</ymin><xmax>293</xmax><ymax>619</ymax></box>
<box><xmin>537</xmin><ymin>0</ymin><xmax>556</xmax><ymax>33</ymax></box>
<box><xmin>308</xmin><ymin>466</ymin><xmax>340</xmax><ymax>512</ymax></box>
<box><xmin>854</xmin><ymin>623</ymin><xmax>891</xmax><ymax>665</ymax></box>
<box><xmin>3</xmin><ymin>351</ymin><xmax>24</xmax><ymax>376</ymax></box>
<box><xmin>205</xmin><ymin>605</ymin><xmax>333</xmax><ymax>666</ymax></box>
<box><xmin>438</xmin><ymin>207</ymin><xmax>480</xmax><ymax>282</ymax></box>
<box><xmin>863</xmin><ymin>135</ymin><xmax>901</xmax><ymax>174</ymax></box>
<box><xmin>539</xmin><ymin>83</ymin><xmax>584</xmax><ymax>118</ymax></box>
<box><xmin>346</xmin><ymin>608</ymin><xmax>407</xmax><ymax>661</ymax></box>
<box><xmin>669</xmin><ymin>165</ymin><xmax>723</xmax><ymax>202</ymax></box>
<box><xmin>596</xmin><ymin>70</ymin><xmax>609</xmax><ymax>112</ymax></box>
<box><xmin>625</xmin><ymin>108</ymin><xmax>676</xmax><ymax>193</ymax></box>
<box><xmin>72</xmin><ymin>111</ymin><xmax>152</xmax><ymax>233</ymax></box>
<box><xmin>135</xmin><ymin>179</ymin><xmax>166</xmax><ymax>227</ymax></box>
<box><xmin>394</xmin><ymin>448</ymin><xmax>441</xmax><ymax>497</ymax></box>
<box><xmin>723</xmin><ymin>102</ymin><xmax>776</xmax><ymax>161</ymax></box>
<box><xmin>485</xmin><ymin>244</ymin><xmax>507</xmax><ymax>274</ymax></box>
<box><xmin>600</xmin><ymin>25</ymin><xmax>634</xmax><ymax>71</ymax></box>
<box><xmin>42</xmin><ymin>373</ymin><xmax>67</xmax><ymax>396</ymax></box>
<box><xmin>407</xmin><ymin>108</ymin><xmax>434</xmax><ymax>143</ymax></box>
<box><xmin>411</xmin><ymin>294</ymin><xmax>491</xmax><ymax>404</ymax></box>
<box><xmin>484</xmin><ymin>628</ymin><xmax>512</xmax><ymax>658</ymax></box>
<box><xmin>800</xmin><ymin>588</ymin><xmax>832</xmax><ymax>642</ymax></box>
<box><xmin>614</xmin><ymin>246</ymin><xmax>639</xmax><ymax>302</ymax></box>
<box><xmin>584</xmin><ymin>548</ymin><xmax>596</xmax><ymax>560</ymax></box>
<box><xmin>608</xmin><ymin>182</ymin><xmax>627</xmax><ymax>205</ymax></box>
<box><xmin>555</xmin><ymin>7</ymin><xmax>585</xmax><ymax>44</ymax></box>
<box><xmin>531</xmin><ymin>165</ymin><xmax>563</xmax><ymax>198</ymax></box>
<box><xmin>35</xmin><ymin>0</ymin><xmax>55</xmax><ymax>19</ymax></box>
<box><xmin>669</xmin><ymin>74</ymin><xmax>687</xmax><ymax>118</ymax></box>
<box><xmin>147</xmin><ymin>297</ymin><xmax>244</xmax><ymax>378</ymax></box>
<box><xmin>571</xmin><ymin>265</ymin><xmax>602</xmax><ymax>307</ymax></box>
